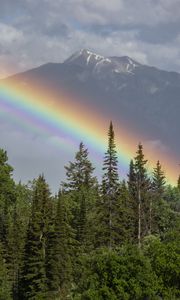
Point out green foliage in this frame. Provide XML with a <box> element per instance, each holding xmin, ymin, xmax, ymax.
<box><xmin>134</xmin><ymin>143</ymin><xmax>149</xmax><ymax>185</ymax></box>
<box><xmin>164</xmin><ymin>185</ymin><xmax>180</xmax><ymax>212</ymax></box>
<box><xmin>62</xmin><ymin>142</ymin><xmax>96</xmax><ymax>192</ymax></box>
<box><xmin>152</xmin><ymin>160</ymin><xmax>166</xmax><ymax>196</ymax></box>
<box><xmin>74</xmin><ymin>246</ymin><xmax>159</xmax><ymax>300</ymax></box>
<box><xmin>0</xmin><ymin>243</ymin><xmax>11</xmax><ymax>300</ymax></box>
<box><xmin>46</xmin><ymin>192</ymin><xmax>74</xmax><ymax>299</ymax></box>
<box><xmin>0</xmin><ymin>149</ymin><xmax>15</xmax><ymax>249</ymax></box>
<box><xmin>0</xmin><ymin>123</ymin><xmax>179</xmax><ymax>300</ymax></box>
<box><xmin>7</xmin><ymin>182</ymin><xmax>32</xmax><ymax>298</ymax></box>
<box><xmin>0</xmin><ymin>149</ymin><xmax>15</xmax><ymax>199</ymax></box>
<box><xmin>143</xmin><ymin>235</ymin><xmax>180</xmax><ymax>299</ymax></box>
<box><xmin>61</xmin><ymin>142</ymin><xmax>98</xmax><ymax>254</ymax></box>
<box><xmin>127</xmin><ymin>159</ymin><xmax>136</xmax><ymax>200</ymax></box>
<box><xmin>152</xmin><ymin>198</ymin><xmax>179</xmax><ymax>235</ymax></box>
<box><xmin>177</xmin><ymin>175</ymin><xmax>180</xmax><ymax>191</ymax></box>
<box><xmin>133</xmin><ymin>144</ymin><xmax>152</xmax><ymax>242</ymax></box>
<box><xmin>116</xmin><ymin>181</ymin><xmax>136</xmax><ymax>243</ymax></box>
<box><xmin>102</xmin><ymin>121</ymin><xmax>119</xmax><ymax>195</ymax></box>
<box><xmin>98</xmin><ymin>122</ymin><xmax>121</xmax><ymax>249</ymax></box>
<box><xmin>19</xmin><ymin>175</ymin><xmax>52</xmax><ymax>299</ymax></box>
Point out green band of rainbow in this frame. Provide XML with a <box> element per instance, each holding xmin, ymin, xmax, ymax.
<box><xmin>0</xmin><ymin>80</ymin><xmax>178</xmax><ymax>185</ymax></box>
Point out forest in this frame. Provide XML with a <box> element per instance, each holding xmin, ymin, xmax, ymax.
<box><xmin>0</xmin><ymin>121</ymin><xmax>180</xmax><ymax>300</ymax></box>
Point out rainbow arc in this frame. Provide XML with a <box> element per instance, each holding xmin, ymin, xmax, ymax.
<box><xmin>0</xmin><ymin>79</ymin><xmax>178</xmax><ymax>185</ymax></box>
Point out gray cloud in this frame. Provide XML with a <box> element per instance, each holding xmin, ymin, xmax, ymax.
<box><xmin>0</xmin><ymin>0</ymin><xmax>180</xmax><ymax>78</ymax></box>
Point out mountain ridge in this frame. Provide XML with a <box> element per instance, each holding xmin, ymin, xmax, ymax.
<box><xmin>4</xmin><ymin>48</ymin><xmax>180</xmax><ymax>82</ymax></box>
<box><xmin>1</xmin><ymin>49</ymin><xmax>180</xmax><ymax>164</ymax></box>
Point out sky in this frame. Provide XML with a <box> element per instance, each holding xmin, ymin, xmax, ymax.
<box><xmin>0</xmin><ymin>0</ymin><xmax>180</xmax><ymax>192</ymax></box>
<box><xmin>0</xmin><ymin>0</ymin><xmax>180</xmax><ymax>78</ymax></box>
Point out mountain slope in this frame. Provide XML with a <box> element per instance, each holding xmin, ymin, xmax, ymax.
<box><xmin>4</xmin><ymin>49</ymin><xmax>180</xmax><ymax>153</ymax></box>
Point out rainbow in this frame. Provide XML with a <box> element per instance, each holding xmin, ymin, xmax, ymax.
<box><xmin>0</xmin><ymin>79</ymin><xmax>179</xmax><ymax>185</ymax></box>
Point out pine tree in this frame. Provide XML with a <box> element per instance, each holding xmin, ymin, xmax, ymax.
<box><xmin>98</xmin><ymin>121</ymin><xmax>120</xmax><ymax>249</ymax></box>
<box><xmin>0</xmin><ymin>243</ymin><xmax>11</xmax><ymax>300</ymax></box>
<box><xmin>0</xmin><ymin>149</ymin><xmax>16</xmax><ymax>298</ymax></box>
<box><xmin>46</xmin><ymin>192</ymin><xmax>74</xmax><ymax>299</ymax></box>
<box><xmin>61</xmin><ymin>143</ymin><xmax>97</xmax><ymax>250</ymax></box>
<box><xmin>62</xmin><ymin>142</ymin><xmax>96</xmax><ymax>192</ymax></box>
<box><xmin>127</xmin><ymin>159</ymin><xmax>138</xmax><ymax>241</ymax></box>
<box><xmin>151</xmin><ymin>161</ymin><xmax>168</xmax><ymax>235</ymax></box>
<box><xmin>8</xmin><ymin>202</ymin><xmax>22</xmax><ymax>298</ymax></box>
<box><xmin>116</xmin><ymin>181</ymin><xmax>135</xmax><ymax>243</ymax></box>
<box><xmin>134</xmin><ymin>143</ymin><xmax>151</xmax><ymax>247</ymax></box>
<box><xmin>102</xmin><ymin>121</ymin><xmax>119</xmax><ymax>195</ymax></box>
<box><xmin>19</xmin><ymin>175</ymin><xmax>52</xmax><ymax>299</ymax></box>
<box><xmin>7</xmin><ymin>183</ymin><xmax>31</xmax><ymax>299</ymax></box>
<box><xmin>0</xmin><ymin>149</ymin><xmax>15</xmax><ymax>251</ymax></box>
<box><xmin>127</xmin><ymin>159</ymin><xmax>136</xmax><ymax>199</ymax></box>
<box><xmin>152</xmin><ymin>160</ymin><xmax>166</xmax><ymax>196</ymax></box>
<box><xmin>177</xmin><ymin>175</ymin><xmax>180</xmax><ymax>191</ymax></box>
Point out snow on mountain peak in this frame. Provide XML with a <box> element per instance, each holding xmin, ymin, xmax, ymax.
<box><xmin>64</xmin><ymin>49</ymin><xmax>141</xmax><ymax>75</ymax></box>
<box><xmin>64</xmin><ymin>49</ymin><xmax>111</xmax><ymax>66</ymax></box>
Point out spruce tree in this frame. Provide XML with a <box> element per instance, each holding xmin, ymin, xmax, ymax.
<box><xmin>177</xmin><ymin>175</ymin><xmax>180</xmax><ymax>191</ymax></box>
<box><xmin>152</xmin><ymin>160</ymin><xmax>166</xmax><ymax>196</ymax></box>
<box><xmin>127</xmin><ymin>159</ymin><xmax>136</xmax><ymax>199</ymax></box>
<box><xmin>116</xmin><ymin>181</ymin><xmax>135</xmax><ymax>243</ymax></box>
<box><xmin>7</xmin><ymin>183</ymin><xmax>31</xmax><ymax>299</ymax></box>
<box><xmin>62</xmin><ymin>142</ymin><xmax>96</xmax><ymax>192</ymax></box>
<box><xmin>98</xmin><ymin>121</ymin><xmax>120</xmax><ymax>249</ymax></box>
<box><xmin>151</xmin><ymin>161</ymin><xmax>169</xmax><ymax>235</ymax></box>
<box><xmin>61</xmin><ymin>143</ymin><xmax>97</xmax><ymax>250</ymax></box>
<box><xmin>134</xmin><ymin>143</ymin><xmax>151</xmax><ymax>246</ymax></box>
<box><xmin>77</xmin><ymin>190</ymin><xmax>89</xmax><ymax>246</ymax></box>
<box><xmin>0</xmin><ymin>149</ymin><xmax>15</xmax><ymax>251</ymax></box>
<box><xmin>0</xmin><ymin>243</ymin><xmax>11</xmax><ymax>300</ymax></box>
<box><xmin>102</xmin><ymin>121</ymin><xmax>119</xmax><ymax>195</ymax></box>
<box><xmin>46</xmin><ymin>191</ymin><xmax>74</xmax><ymax>299</ymax></box>
<box><xmin>19</xmin><ymin>175</ymin><xmax>52</xmax><ymax>300</ymax></box>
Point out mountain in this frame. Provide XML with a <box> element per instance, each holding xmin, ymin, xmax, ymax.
<box><xmin>64</xmin><ymin>49</ymin><xmax>140</xmax><ymax>72</ymax></box>
<box><xmin>1</xmin><ymin>49</ymin><xmax>180</xmax><ymax>187</ymax></box>
<box><xmin>4</xmin><ymin>49</ymin><xmax>180</xmax><ymax>153</ymax></box>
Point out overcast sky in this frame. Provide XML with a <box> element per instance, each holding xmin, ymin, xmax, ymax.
<box><xmin>1</xmin><ymin>0</ymin><xmax>180</xmax><ymax>78</ymax></box>
<box><xmin>1</xmin><ymin>0</ymin><xmax>180</xmax><ymax>192</ymax></box>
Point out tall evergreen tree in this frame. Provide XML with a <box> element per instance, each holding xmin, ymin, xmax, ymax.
<box><xmin>7</xmin><ymin>183</ymin><xmax>31</xmax><ymax>299</ymax></box>
<box><xmin>134</xmin><ymin>143</ymin><xmax>151</xmax><ymax>247</ymax></box>
<box><xmin>127</xmin><ymin>159</ymin><xmax>136</xmax><ymax>200</ymax></box>
<box><xmin>127</xmin><ymin>159</ymin><xmax>138</xmax><ymax>241</ymax></box>
<box><xmin>46</xmin><ymin>191</ymin><xmax>74</xmax><ymax>299</ymax></box>
<box><xmin>62</xmin><ymin>142</ymin><xmax>96</xmax><ymax>192</ymax></box>
<box><xmin>152</xmin><ymin>160</ymin><xmax>166</xmax><ymax>196</ymax></box>
<box><xmin>177</xmin><ymin>175</ymin><xmax>180</xmax><ymax>191</ymax></box>
<box><xmin>102</xmin><ymin>121</ymin><xmax>119</xmax><ymax>195</ymax></box>
<box><xmin>0</xmin><ymin>243</ymin><xmax>11</xmax><ymax>300</ymax></box>
<box><xmin>98</xmin><ymin>122</ymin><xmax>120</xmax><ymax>249</ymax></box>
<box><xmin>0</xmin><ymin>149</ymin><xmax>15</xmax><ymax>251</ymax></box>
<box><xmin>19</xmin><ymin>175</ymin><xmax>52</xmax><ymax>300</ymax></box>
<box><xmin>151</xmin><ymin>161</ymin><xmax>172</xmax><ymax>235</ymax></box>
<box><xmin>116</xmin><ymin>181</ymin><xmax>135</xmax><ymax>243</ymax></box>
<box><xmin>61</xmin><ymin>142</ymin><xmax>97</xmax><ymax>249</ymax></box>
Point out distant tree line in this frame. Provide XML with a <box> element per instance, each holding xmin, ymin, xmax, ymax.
<box><xmin>0</xmin><ymin>122</ymin><xmax>179</xmax><ymax>299</ymax></box>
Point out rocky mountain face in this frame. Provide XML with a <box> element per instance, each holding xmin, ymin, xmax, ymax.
<box><xmin>3</xmin><ymin>49</ymin><xmax>180</xmax><ymax>160</ymax></box>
